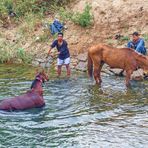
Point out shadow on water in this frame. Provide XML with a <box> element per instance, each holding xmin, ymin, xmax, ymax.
<box><xmin>0</xmin><ymin>64</ymin><xmax>148</xmax><ymax>147</ymax></box>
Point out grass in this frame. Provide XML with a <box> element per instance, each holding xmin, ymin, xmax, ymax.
<box><xmin>0</xmin><ymin>40</ymin><xmax>33</xmax><ymax>64</ymax></box>
<box><xmin>0</xmin><ymin>63</ymin><xmax>36</xmax><ymax>79</ymax></box>
<box><xmin>0</xmin><ymin>1</ymin><xmax>91</xmax><ymax>64</ymax></box>
<box><xmin>72</xmin><ymin>4</ymin><xmax>93</xmax><ymax>27</ymax></box>
<box><xmin>58</xmin><ymin>3</ymin><xmax>93</xmax><ymax>27</ymax></box>
<box><xmin>143</xmin><ymin>34</ymin><xmax>148</xmax><ymax>41</ymax></box>
<box><xmin>120</xmin><ymin>36</ymin><xmax>129</xmax><ymax>41</ymax></box>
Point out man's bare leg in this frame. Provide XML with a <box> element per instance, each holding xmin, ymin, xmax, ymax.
<box><xmin>66</xmin><ymin>64</ymin><xmax>71</xmax><ymax>77</ymax></box>
<box><xmin>57</xmin><ymin>65</ymin><xmax>62</xmax><ymax>77</ymax></box>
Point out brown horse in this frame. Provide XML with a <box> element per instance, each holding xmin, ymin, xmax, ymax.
<box><xmin>0</xmin><ymin>70</ymin><xmax>49</xmax><ymax>111</ymax></box>
<box><xmin>88</xmin><ymin>44</ymin><xmax>148</xmax><ymax>87</ymax></box>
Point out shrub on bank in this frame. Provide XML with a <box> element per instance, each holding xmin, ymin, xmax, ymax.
<box><xmin>0</xmin><ymin>45</ymin><xmax>33</xmax><ymax>64</ymax></box>
<box><xmin>58</xmin><ymin>4</ymin><xmax>93</xmax><ymax>27</ymax></box>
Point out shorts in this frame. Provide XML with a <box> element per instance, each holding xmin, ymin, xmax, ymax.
<box><xmin>57</xmin><ymin>57</ymin><xmax>70</xmax><ymax>66</ymax></box>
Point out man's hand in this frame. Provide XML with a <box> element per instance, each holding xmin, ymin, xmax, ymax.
<box><xmin>46</xmin><ymin>48</ymin><xmax>52</xmax><ymax>58</ymax></box>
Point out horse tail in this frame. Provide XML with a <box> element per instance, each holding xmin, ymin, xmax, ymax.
<box><xmin>88</xmin><ymin>53</ymin><xmax>93</xmax><ymax>78</ymax></box>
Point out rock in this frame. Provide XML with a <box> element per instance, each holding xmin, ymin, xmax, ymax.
<box><xmin>101</xmin><ymin>64</ymin><xmax>114</xmax><ymax>75</ymax></box>
<box><xmin>39</xmin><ymin>63</ymin><xmax>46</xmax><ymax>68</ymax></box>
<box><xmin>32</xmin><ymin>61</ymin><xmax>39</xmax><ymax>67</ymax></box>
<box><xmin>75</xmin><ymin>61</ymin><xmax>87</xmax><ymax>72</ymax></box>
<box><xmin>44</xmin><ymin>62</ymin><xmax>51</xmax><ymax>68</ymax></box>
<box><xmin>131</xmin><ymin>69</ymin><xmax>144</xmax><ymax>80</ymax></box>
<box><xmin>107</xmin><ymin>67</ymin><xmax>144</xmax><ymax>80</ymax></box>
<box><xmin>101</xmin><ymin>69</ymin><xmax>115</xmax><ymax>75</ymax></box>
<box><xmin>71</xmin><ymin>58</ymin><xmax>78</xmax><ymax>67</ymax></box>
<box><xmin>35</xmin><ymin>58</ymin><xmax>45</xmax><ymax>63</ymax></box>
<box><xmin>77</xmin><ymin>52</ymin><xmax>87</xmax><ymax>62</ymax></box>
<box><xmin>109</xmin><ymin>68</ymin><xmax>124</xmax><ymax>76</ymax></box>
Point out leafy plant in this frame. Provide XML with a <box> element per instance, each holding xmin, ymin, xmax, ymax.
<box><xmin>72</xmin><ymin>4</ymin><xmax>93</xmax><ymax>27</ymax></box>
<box><xmin>58</xmin><ymin>4</ymin><xmax>93</xmax><ymax>27</ymax></box>
<box><xmin>120</xmin><ymin>36</ymin><xmax>129</xmax><ymax>41</ymax></box>
<box><xmin>58</xmin><ymin>7</ymin><xmax>73</xmax><ymax>21</ymax></box>
<box><xmin>36</xmin><ymin>31</ymin><xmax>50</xmax><ymax>43</ymax></box>
<box><xmin>143</xmin><ymin>34</ymin><xmax>148</xmax><ymax>41</ymax></box>
<box><xmin>17</xmin><ymin>48</ymin><xmax>33</xmax><ymax>64</ymax></box>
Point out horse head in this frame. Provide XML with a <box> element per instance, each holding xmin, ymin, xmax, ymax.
<box><xmin>30</xmin><ymin>70</ymin><xmax>49</xmax><ymax>95</ymax></box>
<box><xmin>137</xmin><ymin>55</ymin><xmax>148</xmax><ymax>70</ymax></box>
<box><xmin>37</xmin><ymin>70</ymin><xmax>49</xmax><ymax>83</ymax></box>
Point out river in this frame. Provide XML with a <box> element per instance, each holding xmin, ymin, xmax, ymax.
<box><xmin>0</xmin><ymin>64</ymin><xmax>148</xmax><ymax>148</ymax></box>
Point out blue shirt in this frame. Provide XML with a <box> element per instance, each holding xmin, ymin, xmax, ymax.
<box><xmin>51</xmin><ymin>40</ymin><xmax>70</xmax><ymax>60</ymax></box>
<box><xmin>127</xmin><ymin>38</ymin><xmax>146</xmax><ymax>55</ymax></box>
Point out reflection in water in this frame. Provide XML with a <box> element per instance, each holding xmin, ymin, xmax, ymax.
<box><xmin>0</xmin><ymin>70</ymin><xmax>148</xmax><ymax>147</ymax></box>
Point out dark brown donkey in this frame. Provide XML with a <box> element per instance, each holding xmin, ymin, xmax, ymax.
<box><xmin>88</xmin><ymin>44</ymin><xmax>148</xmax><ymax>87</ymax></box>
<box><xmin>0</xmin><ymin>70</ymin><xmax>48</xmax><ymax>111</ymax></box>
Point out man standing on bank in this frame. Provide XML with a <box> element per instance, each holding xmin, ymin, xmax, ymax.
<box><xmin>47</xmin><ymin>32</ymin><xmax>71</xmax><ymax>77</ymax></box>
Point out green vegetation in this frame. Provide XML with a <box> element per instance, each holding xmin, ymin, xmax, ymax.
<box><xmin>72</xmin><ymin>4</ymin><xmax>93</xmax><ymax>27</ymax></box>
<box><xmin>0</xmin><ymin>43</ymin><xmax>33</xmax><ymax>64</ymax></box>
<box><xmin>58</xmin><ymin>4</ymin><xmax>93</xmax><ymax>27</ymax></box>
<box><xmin>0</xmin><ymin>0</ymin><xmax>93</xmax><ymax>64</ymax></box>
<box><xmin>143</xmin><ymin>34</ymin><xmax>148</xmax><ymax>41</ymax></box>
<box><xmin>0</xmin><ymin>0</ymin><xmax>75</xmax><ymax>19</ymax></box>
<box><xmin>0</xmin><ymin>64</ymin><xmax>36</xmax><ymax>79</ymax></box>
<box><xmin>17</xmin><ymin>48</ymin><xmax>33</xmax><ymax>63</ymax></box>
<box><xmin>120</xmin><ymin>36</ymin><xmax>129</xmax><ymax>41</ymax></box>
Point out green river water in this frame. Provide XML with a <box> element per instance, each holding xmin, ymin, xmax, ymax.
<box><xmin>0</xmin><ymin>64</ymin><xmax>147</xmax><ymax>148</ymax></box>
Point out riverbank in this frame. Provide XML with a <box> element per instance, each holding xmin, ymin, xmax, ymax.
<box><xmin>0</xmin><ymin>0</ymin><xmax>148</xmax><ymax>79</ymax></box>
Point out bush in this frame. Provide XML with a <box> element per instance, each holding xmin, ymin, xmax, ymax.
<box><xmin>0</xmin><ymin>0</ymin><xmax>74</xmax><ymax>20</ymax></box>
<box><xmin>143</xmin><ymin>34</ymin><xmax>148</xmax><ymax>41</ymax></box>
<box><xmin>0</xmin><ymin>0</ymin><xmax>50</xmax><ymax>19</ymax></box>
<box><xmin>17</xmin><ymin>48</ymin><xmax>33</xmax><ymax>64</ymax></box>
<box><xmin>120</xmin><ymin>36</ymin><xmax>129</xmax><ymax>41</ymax></box>
<box><xmin>0</xmin><ymin>43</ymin><xmax>33</xmax><ymax>64</ymax></box>
<box><xmin>0</xmin><ymin>48</ymin><xmax>13</xmax><ymax>63</ymax></box>
<box><xmin>58</xmin><ymin>4</ymin><xmax>93</xmax><ymax>27</ymax></box>
<box><xmin>72</xmin><ymin>4</ymin><xmax>93</xmax><ymax>27</ymax></box>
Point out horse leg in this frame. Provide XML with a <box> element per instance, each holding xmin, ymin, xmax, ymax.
<box><xmin>125</xmin><ymin>70</ymin><xmax>133</xmax><ymax>87</ymax></box>
<box><xmin>93</xmin><ymin>62</ymin><xmax>102</xmax><ymax>85</ymax></box>
<box><xmin>98</xmin><ymin>61</ymin><xmax>104</xmax><ymax>84</ymax></box>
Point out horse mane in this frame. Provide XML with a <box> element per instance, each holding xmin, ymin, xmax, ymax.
<box><xmin>30</xmin><ymin>79</ymin><xmax>38</xmax><ymax>89</ymax></box>
<box><xmin>105</xmin><ymin>44</ymin><xmax>147</xmax><ymax>60</ymax></box>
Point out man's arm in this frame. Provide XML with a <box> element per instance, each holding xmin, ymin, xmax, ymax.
<box><xmin>47</xmin><ymin>47</ymin><xmax>52</xmax><ymax>56</ymax></box>
<box><xmin>127</xmin><ymin>41</ymin><xmax>134</xmax><ymax>48</ymax></box>
<box><xmin>47</xmin><ymin>40</ymin><xmax>57</xmax><ymax>58</ymax></box>
<box><xmin>136</xmin><ymin>39</ymin><xmax>145</xmax><ymax>52</ymax></box>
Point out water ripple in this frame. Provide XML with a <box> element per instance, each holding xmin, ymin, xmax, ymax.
<box><xmin>0</xmin><ymin>75</ymin><xmax>148</xmax><ymax>147</ymax></box>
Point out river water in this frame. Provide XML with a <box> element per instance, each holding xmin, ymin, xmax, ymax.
<box><xmin>0</xmin><ymin>64</ymin><xmax>148</xmax><ymax>148</ymax></box>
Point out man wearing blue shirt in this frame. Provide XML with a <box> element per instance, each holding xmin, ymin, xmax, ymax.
<box><xmin>118</xmin><ymin>32</ymin><xmax>147</xmax><ymax>77</ymax></box>
<box><xmin>47</xmin><ymin>32</ymin><xmax>71</xmax><ymax>77</ymax></box>
<box><xmin>127</xmin><ymin>32</ymin><xmax>146</xmax><ymax>55</ymax></box>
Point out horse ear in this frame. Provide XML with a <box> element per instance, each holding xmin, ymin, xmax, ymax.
<box><xmin>36</xmin><ymin>69</ymin><xmax>39</xmax><ymax>75</ymax></box>
<box><xmin>41</xmin><ymin>68</ymin><xmax>45</xmax><ymax>74</ymax></box>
